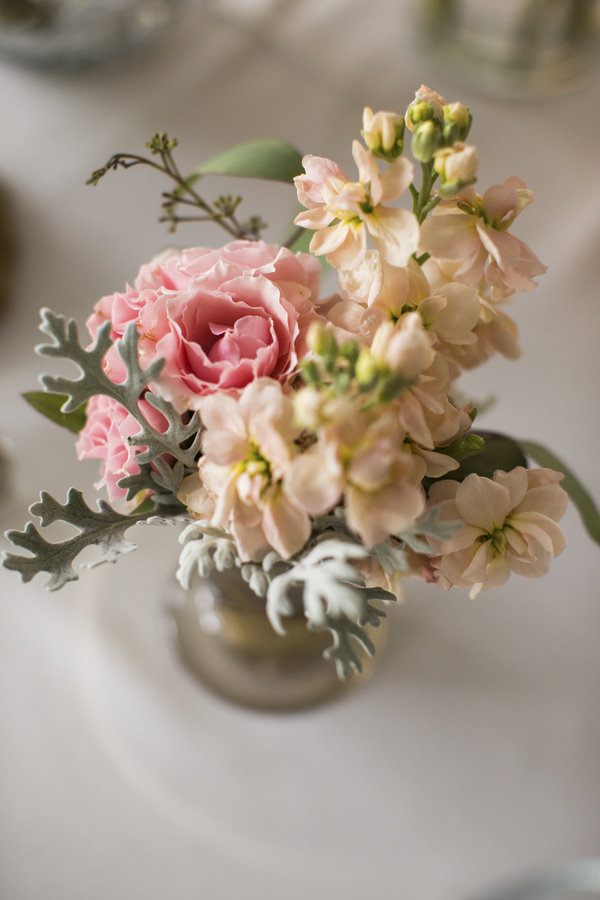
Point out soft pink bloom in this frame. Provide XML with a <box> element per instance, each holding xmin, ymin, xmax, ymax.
<box><xmin>192</xmin><ymin>379</ymin><xmax>311</xmax><ymax>561</ymax></box>
<box><xmin>427</xmin><ymin>466</ymin><xmax>568</xmax><ymax>597</ymax></box>
<box><xmin>419</xmin><ymin>178</ymin><xmax>547</xmax><ymax>292</ymax></box>
<box><xmin>86</xmin><ymin>241</ymin><xmax>322</xmax><ymax>412</ymax></box>
<box><xmin>294</xmin><ymin>142</ymin><xmax>419</xmax><ymax>271</ymax></box>
<box><xmin>286</xmin><ymin>409</ymin><xmax>426</xmax><ymax>548</ymax></box>
<box><xmin>76</xmin><ymin>394</ymin><xmax>168</xmax><ymax>501</ymax></box>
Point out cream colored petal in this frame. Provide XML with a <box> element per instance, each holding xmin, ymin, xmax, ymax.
<box><xmin>512</xmin><ymin>483</ymin><xmax>568</xmax><ymax>522</ymax></box>
<box><xmin>379</xmin><ymin>157</ymin><xmax>414</xmax><ymax>203</ymax></box>
<box><xmin>311</xmin><ymin>221</ymin><xmax>367</xmax><ymax>271</ymax></box>
<box><xmin>285</xmin><ymin>449</ymin><xmax>343</xmax><ymax>516</ymax></box>
<box><xmin>476</xmin><ymin>220</ymin><xmax>520</xmax><ymax>272</ymax></box>
<box><xmin>493</xmin><ymin>466</ymin><xmax>528</xmax><ymax>510</ymax></box>
<box><xmin>419</xmin><ymin>213</ymin><xmax>480</xmax><ymax>260</ymax></box>
<box><xmin>346</xmin><ymin>480</ymin><xmax>425</xmax><ymax>547</ymax></box>
<box><xmin>199</xmin><ymin>391</ymin><xmax>245</xmax><ymax>436</ymax></box>
<box><xmin>509</xmin><ymin>512</ymin><xmax>567</xmax><ymax>556</ymax></box>
<box><xmin>455</xmin><ymin>474</ymin><xmax>511</xmax><ymax>531</ymax></box>
<box><xmin>367</xmin><ymin>207</ymin><xmax>420</xmax><ymax>268</ymax></box>
<box><xmin>294</xmin><ymin>207</ymin><xmax>336</xmax><ymax>229</ymax></box>
<box><xmin>506</xmin><ymin>543</ymin><xmax>550</xmax><ymax>578</ymax></box>
<box><xmin>177</xmin><ymin>473</ymin><xmax>216</xmax><ymax>520</ymax></box>
<box><xmin>262</xmin><ymin>492</ymin><xmax>311</xmax><ymax>559</ymax></box>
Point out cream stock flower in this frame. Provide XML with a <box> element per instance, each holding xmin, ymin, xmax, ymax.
<box><xmin>191</xmin><ymin>379</ymin><xmax>311</xmax><ymax>561</ymax></box>
<box><xmin>419</xmin><ymin>178</ymin><xmax>547</xmax><ymax>292</ymax></box>
<box><xmin>294</xmin><ymin>142</ymin><xmax>419</xmax><ymax>271</ymax></box>
<box><xmin>286</xmin><ymin>409</ymin><xmax>426</xmax><ymax>548</ymax></box>
<box><xmin>427</xmin><ymin>467</ymin><xmax>568</xmax><ymax>597</ymax></box>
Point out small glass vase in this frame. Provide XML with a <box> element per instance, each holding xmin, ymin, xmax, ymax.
<box><xmin>418</xmin><ymin>0</ymin><xmax>599</xmax><ymax>99</ymax></box>
<box><xmin>168</xmin><ymin>565</ymin><xmax>388</xmax><ymax>713</ymax></box>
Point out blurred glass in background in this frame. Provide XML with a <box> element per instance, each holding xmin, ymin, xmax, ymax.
<box><xmin>419</xmin><ymin>0</ymin><xmax>600</xmax><ymax>98</ymax></box>
<box><xmin>0</xmin><ymin>0</ymin><xmax>184</xmax><ymax>69</ymax></box>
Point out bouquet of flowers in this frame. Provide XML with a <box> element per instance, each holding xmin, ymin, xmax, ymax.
<box><xmin>4</xmin><ymin>85</ymin><xmax>599</xmax><ymax>679</ymax></box>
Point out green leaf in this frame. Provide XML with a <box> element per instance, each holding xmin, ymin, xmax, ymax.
<box><xmin>446</xmin><ymin>431</ymin><xmax>528</xmax><ymax>482</ymax></box>
<box><xmin>194</xmin><ymin>139</ymin><xmax>304</xmax><ymax>185</ymax></box>
<box><xmin>23</xmin><ymin>391</ymin><xmax>87</xmax><ymax>433</ymax></box>
<box><xmin>519</xmin><ymin>439</ymin><xmax>600</xmax><ymax>545</ymax></box>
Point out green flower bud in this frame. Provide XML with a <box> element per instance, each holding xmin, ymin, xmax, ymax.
<box><xmin>443</xmin><ymin>102</ymin><xmax>472</xmax><ymax>141</ymax></box>
<box><xmin>306</xmin><ymin>321</ymin><xmax>338</xmax><ymax>360</ymax></box>
<box><xmin>355</xmin><ymin>350</ymin><xmax>379</xmax><ymax>389</ymax></box>
<box><xmin>362</xmin><ymin>107</ymin><xmax>405</xmax><ymax>161</ymax></box>
<box><xmin>406</xmin><ymin>98</ymin><xmax>437</xmax><ymax>132</ymax></box>
<box><xmin>411</xmin><ymin>119</ymin><xmax>442</xmax><ymax>163</ymax></box>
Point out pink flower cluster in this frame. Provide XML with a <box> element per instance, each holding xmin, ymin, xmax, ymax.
<box><xmin>77</xmin><ymin>86</ymin><xmax>568</xmax><ymax>600</ymax></box>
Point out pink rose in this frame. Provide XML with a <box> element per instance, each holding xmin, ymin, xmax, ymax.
<box><xmin>87</xmin><ymin>240</ymin><xmax>322</xmax><ymax>411</ymax></box>
<box><xmin>76</xmin><ymin>395</ymin><xmax>167</xmax><ymax>501</ymax></box>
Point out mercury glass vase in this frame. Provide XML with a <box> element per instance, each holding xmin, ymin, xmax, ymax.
<box><xmin>168</xmin><ymin>565</ymin><xmax>388</xmax><ymax>713</ymax></box>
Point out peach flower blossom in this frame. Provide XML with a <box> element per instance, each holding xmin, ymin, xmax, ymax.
<box><xmin>190</xmin><ymin>379</ymin><xmax>311</xmax><ymax>561</ymax></box>
<box><xmin>427</xmin><ymin>467</ymin><xmax>568</xmax><ymax>598</ymax></box>
<box><xmin>286</xmin><ymin>409</ymin><xmax>426</xmax><ymax>548</ymax></box>
<box><xmin>419</xmin><ymin>178</ymin><xmax>547</xmax><ymax>293</ymax></box>
<box><xmin>294</xmin><ymin>142</ymin><xmax>419</xmax><ymax>271</ymax></box>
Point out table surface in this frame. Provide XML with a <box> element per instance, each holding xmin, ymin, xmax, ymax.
<box><xmin>0</xmin><ymin>3</ymin><xmax>599</xmax><ymax>899</ymax></box>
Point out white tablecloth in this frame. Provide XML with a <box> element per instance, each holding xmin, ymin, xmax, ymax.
<box><xmin>0</xmin><ymin>3</ymin><xmax>599</xmax><ymax>898</ymax></box>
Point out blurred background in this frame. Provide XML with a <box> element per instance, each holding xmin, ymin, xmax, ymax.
<box><xmin>0</xmin><ymin>2</ymin><xmax>599</xmax><ymax>899</ymax></box>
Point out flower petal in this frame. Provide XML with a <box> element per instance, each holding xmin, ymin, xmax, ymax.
<box><xmin>367</xmin><ymin>207</ymin><xmax>420</xmax><ymax>268</ymax></box>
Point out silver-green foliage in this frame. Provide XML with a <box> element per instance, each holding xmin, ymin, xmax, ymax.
<box><xmin>3</xmin><ymin>489</ymin><xmax>161</xmax><ymax>590</ymax></box>
<box><xmin>3</xmin><ymin>310</ymin><xmax>202</xmax><ymax>589</ymax></box>
<box><xmin>266</xmin><ymin>539</ymin><xmax>393</xmax><ymax>680</ymax></box>
<box><xmin>37</xmin><ymin>308</ymin><xmax>203</xmax><ymax>473</ymax></box>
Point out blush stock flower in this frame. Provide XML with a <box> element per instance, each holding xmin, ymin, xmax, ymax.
<box><xmin>188</xmin><ymin>378</ymin><xmax>311</xmax><ymax>561</ymax></box>
<box><xmin>294</xmin><ymin>141</ymin><xmax>419</xmax><ymax>271</ymax></box>
<box><xmin>419</xmin><ymin>178</ymin><xmax>547</xmax><ymax>293</ymax></box>
<box><xmin>427</xmin><ymin>467</ymin><xmax>568</xmax><ymax>598</ymax></box>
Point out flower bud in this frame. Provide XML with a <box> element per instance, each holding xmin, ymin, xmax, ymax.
<box><xmin>433</xmin><ymin>142</ymin><xmax>479</xmax><ymax>193</ymax></box>
<box><xmin>371</xmin><ymin>314</ymin><xmax>434</xmax><ymax>380</ymax></box>
<box><xmin>362</xmin><ymin>107</ymin><xmax>405</xmax><ymax>161</ymax></box>
<box><xmin>443</xmin><ymin>102</ymin><xmax>472</xmax><ymax>141</ymax></box>
<box><xmin>406</xmin><ymin>85</ymin><xmax>446</xmax><ymax>132</ymax></box>
<box><xmin>293</xmin><ymin>386</ymin><xmax>325</xmax><ymax>429</ymax></box>
<box><xmin>411</xmin><ymin>119</ymin><xmax>442</xmax><ymax>163</ymax></box>
<box><xmin>355</xmin><ymin>349</ymin><xmax>379</xmax><ymax>388</ymax></box>
<box><xmin>306</xmin><ymin>321</ymin><xmax>338</xmax><ymax>359</ymax></box>
<box><xmin>406</xmin><ymin>99</ymin><xmax>436</xmax><ymax>133</ymax></box>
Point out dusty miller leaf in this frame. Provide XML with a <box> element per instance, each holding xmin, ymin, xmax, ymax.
<box><xmin>395</xmin><ymin>507</ymin><xmax>460</xmax><ymax>554</ymax></box>
<box><xmin>266</xmin><ymin>539</ymin><xmax>394</xmax><ymax>679</ymax></box>
<box><xmin>36</xmin><ymin>309</ymin><xmax>202</xmax><ymax>469</ymax></box>
<box><xmin>2</xmin><ymin>488</ymin><xmax>178</xmax><ymax>591</ymax></box>
<box><xmin>175</xmin><ymin>522</ymin><xmax>237</xmax><ymax>589</ymax></box>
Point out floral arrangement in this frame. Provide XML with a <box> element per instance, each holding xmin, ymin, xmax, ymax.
<box><xmin>4</xmin><ymin>85</ymin><xmax>599</xmax><ymax>679</ymax></box>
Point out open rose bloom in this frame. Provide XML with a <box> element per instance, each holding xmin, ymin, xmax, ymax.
<box><xmin>10</xmin><ymin>85</ymin><xmax>593</xmax><ymax>681</ymax></box>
